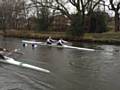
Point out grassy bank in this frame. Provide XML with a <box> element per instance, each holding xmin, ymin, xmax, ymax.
<box><xmin>84</xmin><ymin>32</ymin><xmax>120</xmax><ymax>44</ymax></box>
<box><xmin>1</xmin><ymin>30</ymin><xmax>120</xmax><ymax>45</ymax></box>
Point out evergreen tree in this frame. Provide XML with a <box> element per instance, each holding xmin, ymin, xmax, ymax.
<box><xmin>90</xmin><ymin>11</ymin><xmax>108</xmax><ymax>33</ymax></box>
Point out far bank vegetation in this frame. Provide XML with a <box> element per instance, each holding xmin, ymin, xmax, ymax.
<box><xmin>0</xmin><ymin>0</ymin><xmax>119</xmax><ymax>38</ymax></box>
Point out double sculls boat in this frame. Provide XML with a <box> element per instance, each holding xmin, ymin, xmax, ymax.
<box><xmin>22</xmin><ymin>40</ymin><xmax>95</xmax><ymax>51</ymax></box>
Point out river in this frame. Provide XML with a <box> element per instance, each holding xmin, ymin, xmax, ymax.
<box><xmin>0</xmin><ymin>37</ymin><xmax>120</xmax><ymax>90</ymax></box>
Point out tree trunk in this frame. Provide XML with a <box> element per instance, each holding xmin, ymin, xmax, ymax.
<box><xmin>86</xmin><ymin>15</ymin><xmax>91</xmax><ymax>32</ymax></box>
<box><xmin>115</xmin><ymin>12</ymin><xmax>120</xmax><ymax>32</ymax></box>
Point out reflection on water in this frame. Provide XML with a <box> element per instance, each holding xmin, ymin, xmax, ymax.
<box><xmin>0</xmin><ymin>37</ymin><xmax>120</xmax><ymax>90</ymax></box>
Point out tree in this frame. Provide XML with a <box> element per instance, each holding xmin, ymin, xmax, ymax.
<box><xmin>108</xmin><ymin>0</ymin><xmax>120</xmax><ymax>32</ymax></box>
<box><xmin>70</xmin><ymin>14</ymin><xmax>84</xmax><ymax>36</ymax></box>
<box><xmin>89</xmin><ymin>11</ymin><xmax>108</xmax><ymax>33</ymax></box>
<box><xmin>0</xmin><ymin>0</ymin><xmax>28</xmax><ymax>31</ymax></box>
<box><xmin>52</xmin><ymin>0</ymin><xmax>104</xmax><ymax>36</ymax></box>
<box><xmin>29</xmin><ymin>0</ymin><xmax>55</xmax><ymax>31</ymax></box>
<box><xmin>86</xmin><ymin>0</ymin><xmax>108</xmax><ymax>32</ymax></box>
<box><xmin>37</xmin><ymin>5</ymin><xmax>49</xmax><ymax>31</ymax></box>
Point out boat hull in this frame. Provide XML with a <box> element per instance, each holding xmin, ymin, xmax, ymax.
<box><xmin>22</xmin><ymin>40</ymin><xmax>95</xmax><ymax>51</ymax></box>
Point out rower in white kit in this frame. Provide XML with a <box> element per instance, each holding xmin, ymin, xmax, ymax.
<box><xmin>46</xmin><ymin>36</ymin><xmax>56</xmax><ymax>45</ymax></box>
<box><xmin>56</xmin><ymin>38</ymin><xmax>68</xmax><ymax>46</ymax></box>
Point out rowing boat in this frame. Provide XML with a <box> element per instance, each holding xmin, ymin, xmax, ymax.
<box><xmin>22</xmin><ymin>40</ymin><xmax>95</xmax><ymax>51</ymax></box>
<box><xmin>0</xmin><ymin>56</ymin><xmax>50</xmax><ymax>73</ymax></box>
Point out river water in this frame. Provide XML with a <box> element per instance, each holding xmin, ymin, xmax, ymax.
<box><xmin>0</xmin><ymin>37</ymin><xmax>120</xmax><ymax>90</ymax></box>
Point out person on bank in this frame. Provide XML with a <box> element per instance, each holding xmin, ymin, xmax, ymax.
<box><xmin>46</xmin><ymin>36</ymin><xmax>56</xmax><ymax>44</ymax></box>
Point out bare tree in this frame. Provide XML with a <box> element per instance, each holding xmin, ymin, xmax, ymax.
<box><xmin>52</xmin><ymin>0</ymin><xmax>104</xmax><ymax>35</ymax></box>
<box><xmin>29</xmin><ymin>0</ymin><xmax>56</xmax><ymax>31</ymax></box>
<box><xmin>0</xmin><ymin>0</ymin><xmax>28</xmax><ymax>31</ymax></box>
<box><xmin>108</xmin><ymin>0</ymin><xmax>120</xmax><ymax>32</ymax></box>
<box><xmin>27</xmin><ymin>0</ymin><xmax>103</xmax><ymax>33</ymax></box>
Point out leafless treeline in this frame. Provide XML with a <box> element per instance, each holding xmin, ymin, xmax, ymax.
<box><xmin>0</xmin><ymin>0</ymin><xmax>119</xmax><ymax>32</ymax></box>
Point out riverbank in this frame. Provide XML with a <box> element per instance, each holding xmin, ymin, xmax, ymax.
<box><xmin>1</xmin><ymin>30</ymin><xmax>120</xmax><ymax>45</ymax></box>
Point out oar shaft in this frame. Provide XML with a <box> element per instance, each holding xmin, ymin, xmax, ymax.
<box><xmin>1</xmin><ymin>57</ymin><xmax>50</xmax><ymax>73</ymax></box>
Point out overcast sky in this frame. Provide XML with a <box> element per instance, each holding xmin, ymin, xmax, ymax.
<box><xmin>66</xmin><ymin>0</ymin><xmax>120</xmax><ymax>17</ymax></box>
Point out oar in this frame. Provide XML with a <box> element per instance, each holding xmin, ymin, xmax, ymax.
<box><xmin>0</xmin><ymin>57</ymin><xmax>50</xmax><ymax>73</ymax></box>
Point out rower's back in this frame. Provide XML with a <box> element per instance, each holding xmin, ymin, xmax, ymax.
<box><xmin>56</xmin><ymin>39</ymin><xmax>63</xmax><ymax>46</ymax></box>
<box><xmin>46</xmin><ymin>37</ymin><xmax>52</xmax><ymax>44</ymax></box>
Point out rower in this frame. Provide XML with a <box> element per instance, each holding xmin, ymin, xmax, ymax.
<box><xmin>56</xmin><ymin>39</ymin><xmax>68</xmax><ymax>46</ymax></box>
<box><xmin>46</xmin><ymin>36</ymin><xmax>56</xmax><ymax>45</ymax></box>
<box><xmin>0</xmin><ymin>48</ymin><xmax>6</xmax><ymax>51</ymax></box>
<box><xmin>0</xmin><ymin>54</ymin><xmax>5</xmax><ymax>60</ymax></box>
<box><xmin>56</xmin><ymin>39</ymin><xmax>63</xmax><ymax>46</ymax></box>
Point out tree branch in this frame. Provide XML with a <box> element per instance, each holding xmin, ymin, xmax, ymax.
<box><xmin>109</xmin><ymin>0</ymin><xmax>116</xmax><ymax>10</ymax></box>
<box><xmin>117</xmin><ymin>2</ymin><xmax>120</xmax><ymax>11</ymax></box>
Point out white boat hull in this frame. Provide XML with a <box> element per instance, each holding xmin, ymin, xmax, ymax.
<box><xmin>0</xmin><ymin>57</ymin><xmax>50</xmax><ymax>73</ymax></box>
